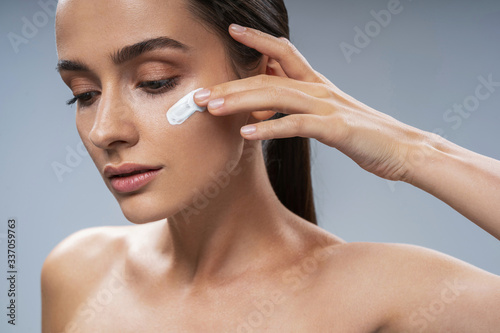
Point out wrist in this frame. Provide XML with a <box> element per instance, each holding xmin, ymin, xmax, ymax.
<box><xmin>402</xmin><ymin>129</ymin><xmax>451</xmax><ymax>186</ymax></box>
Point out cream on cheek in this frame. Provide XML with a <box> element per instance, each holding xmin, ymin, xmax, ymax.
<box><xmin>166</xmin><ymin>88</ymin><xmax>207</xmax><ymax>125</ymax></box>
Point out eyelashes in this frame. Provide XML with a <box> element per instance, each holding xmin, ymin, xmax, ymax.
<box><xmin>66</xmin><ymin>76</ymin><xmax>180</xmax><ymax>108</ymax></box>
<box><xmin>66</xmin><ymin>91</ymin><xmax>98</xmax><ymax>107</ymax></box>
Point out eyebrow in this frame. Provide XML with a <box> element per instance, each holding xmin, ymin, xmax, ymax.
<box><xmin>55</xmin><ymin>36</ymin><xmax>190</xmax><ymax>73</ymax></box>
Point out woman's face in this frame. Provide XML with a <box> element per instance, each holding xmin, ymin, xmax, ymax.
<box><xmin>55</xmin><ymin>0</ymin><xmax>252</xmax><ymax>223</ymax></box>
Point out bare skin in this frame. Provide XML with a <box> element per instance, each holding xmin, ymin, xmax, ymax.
<box><xmin>42</xmin><ymin>0</ymin><xmax>500</xmax><ymax>332</ymax></box>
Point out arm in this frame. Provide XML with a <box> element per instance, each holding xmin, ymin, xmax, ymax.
<box><xmin>41</xmin><ymin>226</ymin><xmax>121</xmax><ymax>332</ymax></box>
<box><xmin>405</xmin><ymin>133</ymin><xmax>500</xmax><ymax>240</ymax></box>
<box><xmin>41</xmin><ymin>247</ymin><xmax>74</xmax><ymax>333</ymax></box>
<box><xmin>195</xmin><ymin>24</ymin><xmax>500</xmax><ymax>241</ymax></box>
<box><xmin>194</xmin><ymin>24</ymin><xmax>500</xmax><ymax>330</ymax></box>
<box><xmin>377</xmin><ymin>243</ymin><xmax>500</xmax><ymax>333</ymax></box>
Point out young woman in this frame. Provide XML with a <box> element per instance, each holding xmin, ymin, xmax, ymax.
<box><xmin>42</xmin><ymin>0</ymin><xmax>500</xmax><ymax>332</ymax></box>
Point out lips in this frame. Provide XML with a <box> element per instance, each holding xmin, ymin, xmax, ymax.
<box><xmin>104</xmin><ymin>163</ymin><xmax>162</xmax><ymax>178</ymax></box>
<box><xmin>113</xmin><ymin>169</ymin><xmax>155</xmax><ymax>178</ymax></box>
<box><xmin>103</xmin><ymin>163</ymin><xmax>162</xmax><ymax>193</ymax></box>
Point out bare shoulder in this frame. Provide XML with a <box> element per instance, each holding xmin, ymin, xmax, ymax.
<box><xmin>323</xmin><ymin>241</ymin><xmax>487</xmax><ymax>273</ymax></box>
<box><xmin>41</xmin><ymin>225</ymin><xmax>132</xmax><ymax>332</ymax></box>
<box><xmin>42</xmin><ymin>225</ymin><xmax>131</xmax><ymax>281</ymax></box>
<box><xmin>318</xmin><ymin>240</ymin><xmax>498</xmax><ymax>277</ymax></box>
<box><xmin>315</xmin><ymin>241</ymin><xmax>500</xmax><ymax>332</ymax></box>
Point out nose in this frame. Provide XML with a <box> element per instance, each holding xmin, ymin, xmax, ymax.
<box><xmin>88</xmin><ymin>90</ymin><xmax>139</xmax><ymax>150</ymax></box>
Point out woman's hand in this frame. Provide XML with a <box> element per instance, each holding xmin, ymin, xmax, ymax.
<box><xmin>195</xmin><ymin>23</ymin><xmax>500</xmax><ymax>241</ymax></box>
<box><xmin>194</xmin><ymin>23</ymin><xmax>429</xmax><ymax>183</ymax></box>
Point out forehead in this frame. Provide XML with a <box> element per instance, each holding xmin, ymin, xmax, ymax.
<box><xmin>55</xmin><ymin>0</ymin><xmax>216</xmax><ymax>59</ymax></box>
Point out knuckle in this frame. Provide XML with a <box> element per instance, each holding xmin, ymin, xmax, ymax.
<box><xmin>284</xmin><ymin>115</ymin><xmax>304</xmax><ymax>133</ymax></box>
<box><xmin>211</xmin><ymin>85</ymin><xmax>224</xmax><ymax>98</ymax></box>
<box><xmin>313</xmin><ymin>70</ymin><xmax>329</xmax><ymax>84</ymax></box>
<box><xmin>257</xmin><ymin>74</ymin><xmax>272</xmax><ymax>86</ymax></box>
<box><xmin>279</xmin><ymin>37</ymin><xmax>299</xmax><ymax>56</ymax></box>
<box><xmin>312</xmin><ymin>83</ymin><xmax>332</xmax><ymax>98</ymax></box>
<box><xmin>326</xmin><ymin>112</ymin><xmax>350</xmax><ymax>142</ymax></box>
<box><xmin>254</xmin><ymin>29</ymin><xmax>266</xmax><ymax>39</ymax></box>
<box><xmin>268</xmin><ymin>120</ymin><xmax>284</xmax><ymax>138</ymax></box>
<box><xmin>226</xmin><ymin>91</ymin><xmax>241</xmax><ymax>106</ymax></box>
<box><xmin>267</xmin><ymin>86</ymin><xmax>284</xmax><ymax>102</ymax></box>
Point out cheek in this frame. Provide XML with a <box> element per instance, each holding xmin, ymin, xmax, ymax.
<box><xmin>75</xmin><ymin>112</ymin><xmax>88</xmax><ymax>138</ymax></box>
<box><xmin>143</xmin><ymin>107</ymin><xmax>248</xmax><ymax>185</ymax></box>
<box><xmin>187</xmin><ymin>111</ymin><xmax>247</xmax><ymax>164</ymax></box>
<box><xmin>75</xmin><ymin>113</ymin><xmax>101</xmax><ymax>165</ymax></box>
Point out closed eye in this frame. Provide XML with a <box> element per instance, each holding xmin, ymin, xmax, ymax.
<box><xmin>137</xmin><ymin>76</ymin><xmax>179</xmax><ymax>95</ymax></box>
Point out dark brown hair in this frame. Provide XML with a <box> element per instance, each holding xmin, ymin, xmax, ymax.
<box><xmin>187</xmin><ymin>0</ymin><xmax>317</xmax><ymax>225</ymax></box>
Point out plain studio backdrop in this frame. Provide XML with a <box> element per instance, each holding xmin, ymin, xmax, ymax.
<box><xmin>1</xmin><ymin>0</ymin><xmax>499</xmax><ymax>332</ymax></box>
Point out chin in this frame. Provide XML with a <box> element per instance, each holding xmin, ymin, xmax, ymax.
<box><xmin>115</xmin><ymin>197</ymin><xmax>161</xmax><ymax>224</ymax></box>
<box><xmin>122</xmin><ymin>211</ymin><xmax>160</xmax><ymax>224</ymax></box>
<box><xmin>117</xmin><ymin>193</ymin><xmax>189</xmax><ymax>225</ymax></box>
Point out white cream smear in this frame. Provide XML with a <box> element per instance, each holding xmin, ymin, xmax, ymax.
<box><xmin>166</xmin><ymin>88</ymin><xmax>207</xmax><ymax>125</ymax></box>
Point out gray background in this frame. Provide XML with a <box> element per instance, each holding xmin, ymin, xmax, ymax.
<box><xmin>1</xmin><ymin>0</ymin><xmax>499</xmax><ymax>332</ymax></box>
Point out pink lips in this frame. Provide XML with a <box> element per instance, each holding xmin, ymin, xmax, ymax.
<box><xmin>104</xmin><ymin>163</ymin><xmax>162</xmax><ymax>193</ymax></box>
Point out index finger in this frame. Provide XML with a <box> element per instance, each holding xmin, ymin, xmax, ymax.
<box><xmin>228</xmin><ymin>24</ymin><xmax>321</xmax><ymax>83</ymax></box>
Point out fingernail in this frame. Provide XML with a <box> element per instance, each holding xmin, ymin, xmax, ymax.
<box><xmin>208</xmin><ymin>98</ymin><xmax>224</xmax><ymax>109</ymax></box>
<box><xmin>194</xmin><ymin>88</ymin><xmax>211</xmax><ymax>100</ymax></box>
<box><xmin>241</xmin><ymin>125</ymin><xmax>256</xmax><ymax>135</ymax></box>
<box><xmin>230</xmin><ymin>24</ymin><xmax>247</xmax><ymax>33</ymax></box>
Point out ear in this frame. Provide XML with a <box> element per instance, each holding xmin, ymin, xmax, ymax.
<box><xmin>265</xmin><ymin>57</ymin><xmax>288</xmax><ymax>78</ymax></box>
<box><xmin>249</xmin><ymin>55</ymin><xmax>286</xmax><ymax>121</ymax></box>
<box><xmin>250</xmin><ymin>110</ymin><xmax>276</xmax><ymax>121</ymax></box>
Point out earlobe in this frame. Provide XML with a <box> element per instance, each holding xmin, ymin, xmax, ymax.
<box><xmin>251</xmin><ymin>110</ymin><xmax>276</xmax><ymax>121</ymax></box>
<box><xmin>266</xmin><ymin>64</ymin><xmax>275</xmax><ymax>76</ymax></box>
<box><xmin>254</xmin><ymin>55</ymin><xmax>287</xmax><ymax>78</ymax></box>
<box><xmin>265</xmin><ymin>58</ymin><xmax>288</xmax><ymax>78</ymax></box>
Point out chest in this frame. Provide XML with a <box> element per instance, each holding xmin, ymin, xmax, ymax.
<box><xmin>64</xmin><ymin>279</ymin><xmax>382</xmax><ymax>333</ymax></box>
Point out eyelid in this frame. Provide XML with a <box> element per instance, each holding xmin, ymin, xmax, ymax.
<box><xmin>66</xmin><ymin>91</ymin><xmax>99</xmax><ymax>106</ymax></box>
<box><xmin>137</xmin><ymin>76</ymin><xmax>179</xmax><ymax>88</ymax></box>
<box><xmin>68</xmin><ymin>78</ymin><xmax>100</xmax><ymax>96</ymax></box>
<box><xmin>134</xmin><ymin>59</ymin><xmax>183</xmax><ymax>76</ymax></box>
<box><xmin>65</xmin><ymin>76</ymin><xmax>180</xmax><ymax>107</ymax></box>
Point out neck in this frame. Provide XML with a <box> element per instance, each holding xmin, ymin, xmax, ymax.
<box><xmin>156</xmin><ymin>140</ymin><xmax>300</xmax><ymax>286</ymax></box>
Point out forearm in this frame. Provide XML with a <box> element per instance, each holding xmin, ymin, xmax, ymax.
<box><xmin>406</xmin><ymin>132</ymin><xmax>500</xmax><ymax>240</ymax></box>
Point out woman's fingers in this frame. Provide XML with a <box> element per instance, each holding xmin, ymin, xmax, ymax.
<box><xmin>240</xmin><ymin>114</ymin><xmax>321</xmax><ymax>140</ymax></box>
<box><xmin>204</xmin><ymin>86</ymin><xmax>329</xmax><ymax>116</ymax></box>
<box><xmin>195</xmin><ymin>26</ymin><xmax>429</xmax><ymax>184</ymax></box>
<box><xmin>228</xmin><ymin>24</ymin><xmax>320</xmax><ymax>83</ymax></box>
<box><xmin>194</xmin><ymin>75</ymin><xmax>333</xmax><ymax>108</ymax></box>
